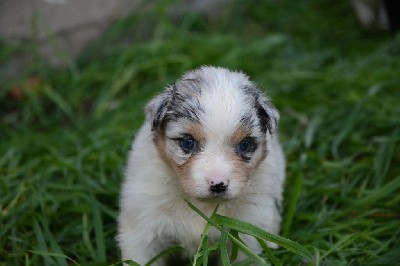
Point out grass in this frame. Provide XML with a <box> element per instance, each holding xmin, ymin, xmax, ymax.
<box><xmin>1</xmin><ymin>0</ymin><xmax>400</xmax><ymax>264</ymax></box>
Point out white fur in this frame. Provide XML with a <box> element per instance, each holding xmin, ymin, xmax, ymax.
<box><xmin>117</xmin><ymin>66</ymin><xmax>285</xmax><ymax>265</ymax></box>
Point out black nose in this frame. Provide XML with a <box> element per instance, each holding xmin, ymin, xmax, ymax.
<box><xmin>210</xmin><ymin>182</ymin><xmax>228</xmax><ymax>193</ymax></box>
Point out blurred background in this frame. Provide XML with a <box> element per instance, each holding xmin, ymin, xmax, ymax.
<box><xmin>1</xmin><ymin>0</ymin><xmax>399</xmax><ymax>265</ymax></box>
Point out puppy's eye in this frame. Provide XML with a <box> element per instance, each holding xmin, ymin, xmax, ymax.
<box><xmin>179</xmin><ymin>136</ymin><xmax>197</xmax><ymax>152</ymax></box>
<box><xmin>238</xmin><ymin>138</ymin><xmax>257</xmax><ymax>153</ymax></box>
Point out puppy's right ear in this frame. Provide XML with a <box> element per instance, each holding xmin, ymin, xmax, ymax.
<box><xmin>145</xmin><ymin>90</ymin><xmax>172</xmax><ymax>132</ymax></box>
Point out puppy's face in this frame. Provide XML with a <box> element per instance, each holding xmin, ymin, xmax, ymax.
<box><xmin>146</xmin><ymin>67</ymin><xmax>279</xmax><ymax>200</ymax></box>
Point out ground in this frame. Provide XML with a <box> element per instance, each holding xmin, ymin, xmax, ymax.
<box><xmin>1</xmin><ymin>0</ymin><xmax>399</xmax><ymax>265</ymax></box>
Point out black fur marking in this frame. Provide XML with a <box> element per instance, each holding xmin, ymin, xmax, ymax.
<box><xmin>240</xmin><ymin>154</ymin><xmax>251</xmax><ymax>163</ymax></box>
<box><xmin>151</xmin><ymin>79</ymin><xmax>205</xmax><ymax>133</ymax></box>
<box><xmin>242</xmin><ymin>86</ymin><xmax>277</xmax><ymax>134</ymax></box>
<box><xmin>152</xmin><ymin>97</ymin><xmax>170</xmax><ymax>131</ymax></box>
<box><xmin>240</xmin><ymin>114</ymin><xmax>256</xmax><ymax>130</ymax></box>
<box><xmin>256</xmin><ymin>102</ymin><xmax>272</xmax><ymax>134</ymax></box>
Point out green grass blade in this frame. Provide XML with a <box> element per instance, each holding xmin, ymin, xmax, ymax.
<box><xmin>121</xmin><ymin>260</ymin><xmax>141</xmax><ymax>266</ymax></box>
<box><xmin>373</xmin><ymin>126</ymin><xmax>399</xmax><ymax>187</ymax></box>
<box><xmin>282</xmin><ymin>170</ymin><xmax>303</xmax><ymax>237</ymax></box>
<box><xmin>229</xmin><ymin>230</ymin><xmax>240</xmax><ymax>262</ymax></box>
<box><xmin>88</xmin><ymin>193</ymin><xmax>106</xmax><ymax>262</ymax></box>
<box><xmin>110</xmin><ymin>260</ymin><xmax>141</xmax><ymax>266</ymax></box>
<box><xmin>320</xmin><ymin>234</ymin><xmax>355</xmax><ymax>259</ymax></box>
<box><xmin>32</xmin><ymin>220</ymin><xmax>55</xmax><ymax>266</ymax></box>
<box><xmin>42</xmin><ymin>84</ymin><xmax>73</xmax><ymax>116</ymax></box>
<box><xmin>28</xmin><ymin>250</ymin><xmax>78</xmax><ymax>265</ymax></box>
<box><xmin>304</xmin><ymin>110</ymin><xmax>324</xmax><ymax>149</ymax></box>
<box><xmin>228</xmin><ymin>234</ymin><xmax>268</xmax><ymax>266</ymax></box>
<box><xmin>215</xmin><ymin>215</ymin><xmax>312</xmax><ymax>262</ymax></box>
<box><xmin>348</xmin><ymin>175</ymin><xmax>400</xmax><ymax>209</ymax></box>
<box><xmin>186</xmin><ymin>200</ymin><xmax>221</xmax><ymax>230</ymax></box>
<box><xmin>220</xmin><ymin>227</ymin><xmax>231</xmax><ymax>266</ymax></box>
<box><xmin>331</xmin><ymin>96</ymin><xmax>366</xmax><ymax>159</ymax></box>
<box><xmin>37</xmin><ymin>217</ymin><xmax>68</xmax><ymax>266</ymax></box>
<box><xmin>187</xmin><ymin>201</ymin><xmax>267</xmax><ymax>265</ymax></box>
<box><xmin>24</xmin><ymin>253</ymin><xmax>30</xmax><ymax>266</ymax></box>
<box><xmin>257</xmin><ymin>239</ymin><xmax>282</xmax><ymax>266</ymax></box>
<box><xmin>201</xmin><ymin>235</ymin><xmax>209</xmax><ymax>266</ymax></box>
<box><xmin>191</xmin><ymin>203</ymin><xmax>219</xmax><ymax>266</ymax></box>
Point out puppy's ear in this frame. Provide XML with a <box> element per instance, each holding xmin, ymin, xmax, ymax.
<box><xmin>255</xmin><ymin>93</ymin><xmax>280</xmax><ymax>134</ymax></box>
<box><xmin>145</xmin><ymin>89</ymin><xmax>172</xmax><ymax>132</ymax></box>
<box><xmin>244</xmin><ymin>86</ymin><xmax>279</xmax><ymax>134</ymax></box>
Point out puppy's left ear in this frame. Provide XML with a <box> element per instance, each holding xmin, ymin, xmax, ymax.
<box><xmin>254</xmin><ymin>90</ymin><xmax>280</xmax><ymax>134</ymax></box>
<box><xmin>145</xmin><ymin>89</ymin><xmax>172</xmax><ymax>132</ymax></box>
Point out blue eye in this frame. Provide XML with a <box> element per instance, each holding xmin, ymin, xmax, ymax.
<box><xmin>180</xmin><ymin>136</ymin><xmax>197</xmax><ymax>152</ymax></box>
<box><xmin>239</xmin><ymin>138</ymin><xmax>257</xmax><ymax>153</ymax></box>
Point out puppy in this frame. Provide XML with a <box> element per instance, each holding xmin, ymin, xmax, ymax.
<box><xmin>117</xmin><ymin>66</ymin><xmax>285</xmax><ymax>265</ymax></box>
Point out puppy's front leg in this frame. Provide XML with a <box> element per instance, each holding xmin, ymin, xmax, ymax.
<box><xmin>119</xmin><ymin>228</ymin><xmax>165</xmax><ymax>266</ymax></box>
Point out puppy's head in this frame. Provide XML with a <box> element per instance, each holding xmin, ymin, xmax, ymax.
<box><xmin>146</xmin><ymin>66</ymin><xmax>279</xmax><ymax>200</ymax></box>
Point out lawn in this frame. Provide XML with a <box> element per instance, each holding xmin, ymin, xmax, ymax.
<box><xmin>1</xmin><ymin>0</ymin><xmax>399</xmax><ymax>265</ymax></box>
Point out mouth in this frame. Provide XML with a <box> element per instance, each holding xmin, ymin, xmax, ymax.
<box><xmin>196</xmin><ymin>191</ymin><xmax>234</xmax><ymax>202</ymax></box>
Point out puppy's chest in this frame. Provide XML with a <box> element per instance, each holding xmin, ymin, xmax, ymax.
<box><xmin>160</xmin><ymin>206</ymin><xmax>223</xmax><ymax>252</ymax></box>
